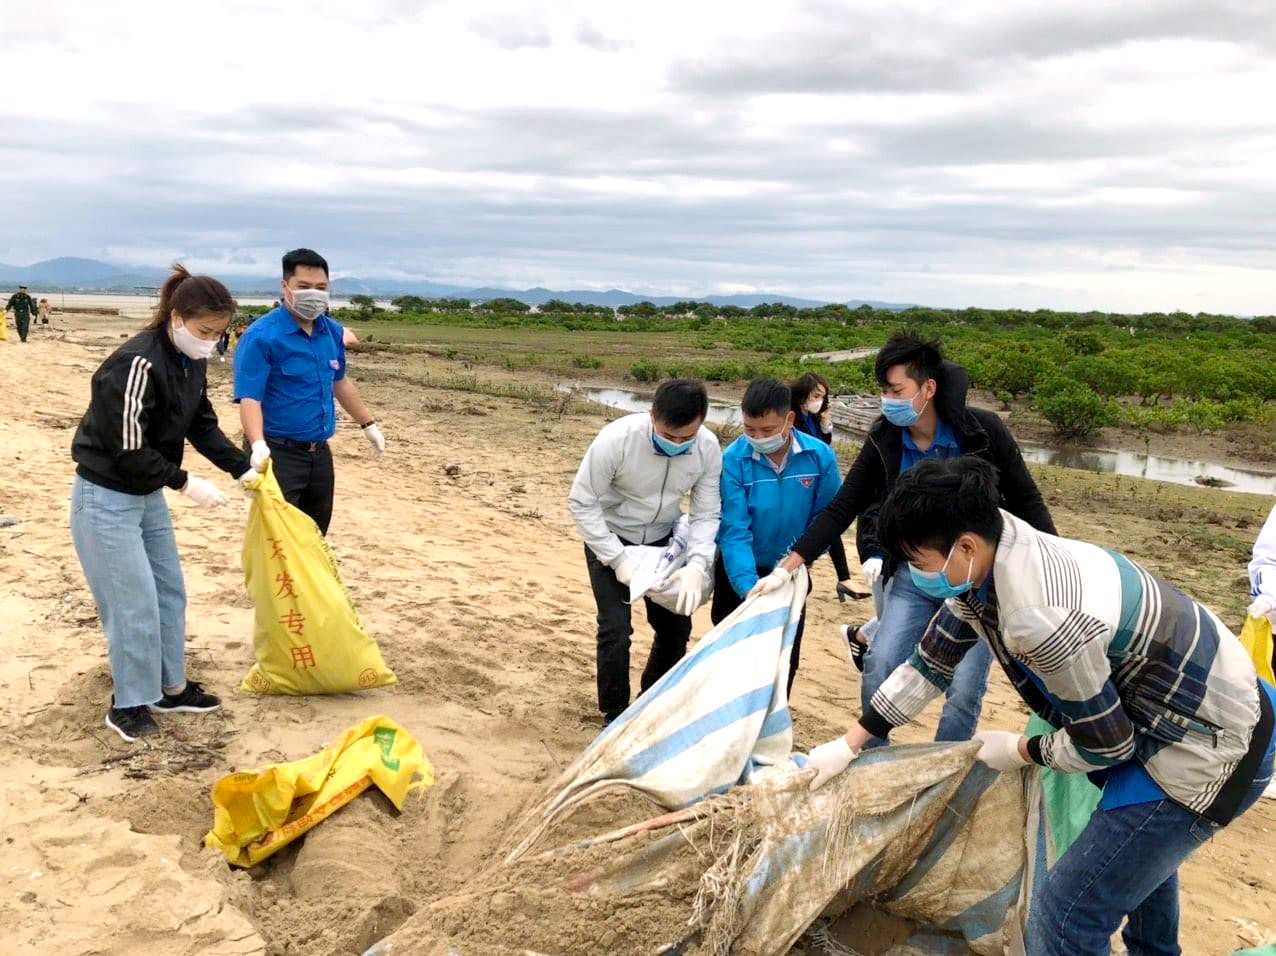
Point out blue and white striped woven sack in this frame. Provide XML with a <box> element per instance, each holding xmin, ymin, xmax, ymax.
<box><xmin>508</xmin><ymin>568</ymin><xmax>808</xmax><ymax>859</ymax></box>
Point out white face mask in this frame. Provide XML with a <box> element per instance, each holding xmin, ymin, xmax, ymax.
<box><xmin>171</xmin><ymin>321</ymin><xmax>217</xmax><ymax>360</ymax></box>
<box><xmin>288</xmin><ymin>288</ymin><xmax>329</xmax><ymax>322</ymax></box>
<box><xmin>803</xmin><ymin>398</ymin><xmax>823</xmax><ymax>414</ymax></box>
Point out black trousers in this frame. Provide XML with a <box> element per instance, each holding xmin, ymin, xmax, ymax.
<box><xmin>266</xmin><ymin>437</ymin><xmax>335</xmax><ymax>535</ymax></box>
<box><xmin>585</xmin><ymin>539</ymin><xmax>692</xmax><ymax>720</ymax></box>
<box><xmin>15</xmin><ymin>313</ymin><xmax>30</xmax><ymax>342</ymax></box>
<box><xmin>711</xmin><ymin>554</ymin><xmax>811</xmax><ymax>697</ymax></box>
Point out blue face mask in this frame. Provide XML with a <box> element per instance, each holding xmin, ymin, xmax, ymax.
<box><xmin>747</xmin><ymin>430</ymin><xmax>789</xmax><ymax>456</ymax></box>
<box><xmin>881</xmin><ymin>390</ymin><xmax>928</xmax><ymax>427</ymax></box>
<box><xmin>909</xmin><ymin>542</ymin><xmax>973</xmax><ymax>601</ymax></box>
<box><xmin>653</xmin><ymin>431</ymin><xmax>696</xmax><ymax>457</ymax></box>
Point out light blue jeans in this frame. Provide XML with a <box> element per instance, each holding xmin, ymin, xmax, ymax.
<box><xmin>70</xmin><ymin>476</ymin><xmax>187</xmax><ymax>708</ymax></box>
<box><xmin>862</xmin><ymin>569</ymin><xmax>993</xmax><ymax>746</ymax></box>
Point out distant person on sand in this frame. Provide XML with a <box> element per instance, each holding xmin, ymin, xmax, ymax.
<box><xmin>569</xmin><ymin>378</ymin><xmax>722</xmax><ymax>725</ymax></box>
<box><xmin>713</xmin><ymin>378</ymin><xmax>842</xmax><ymax>695</ymax></box>
<box><xmin>5</xmin><ymin>284</ymin><xmax>37</xmax><ymax>342</ymax></box>
<box><xmin>233</xmin><ymin>248</ymin><xmax>385</xmax><ymax>535</ymax></box>
<box><xmin>37</xmin><ymin>297</ymin><xmax>51</xmax><ymax>326</ymax></box>
<box><xmin>752</xmin><ymin>332</ymin><xmax>1057</xmax><ymax>746</ymax></box>
<box><xmin>70</xmin><ymin>264</ymin><xmax>254</xmax><ymax>742</ymax></box>
<box><xmin>804</xmin><ymin>457</ymin><xmax>1275</xmax><ymax>956</ymax></box>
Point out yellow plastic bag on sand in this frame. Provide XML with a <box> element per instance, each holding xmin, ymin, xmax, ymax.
<box><xmin>1240</xmin><ymin>614</ymin><xmax>1276</xmax><ymax>686</ymax></box>
<box><xmin>204</xmin><ymin>715</ymin><xmax>434</xmax><ymax>867</ymax></box>
<box><xmin>240</xmin><ymin>461</ymin><xmax>395</xmax><ymax>694</ymax></box>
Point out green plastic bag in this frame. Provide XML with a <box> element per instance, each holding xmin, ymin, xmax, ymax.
<box><xmin>1027</xmin><ymin>714</ymin><xmax>1101</xmax><ymax>861</ymax></box>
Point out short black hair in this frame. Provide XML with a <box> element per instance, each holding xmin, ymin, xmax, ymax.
<box><xmin>874</xmin><ymin>331</ymin><xmax>943</xmax><ymax>389</ymax></box>
<box><xmin>652</xmin><ymin>378</ymin><xmax>709</xmax><ymax>428</ymax></box>
<box><xmin>790</xmin><ymin>372</ymin><xmax>830</xmax><ymax>413</ymax></box>
<box><xmin>282</xmin><ymin>248</ymin><xmax>329</xmax><ymax>279</ymax></box>
<box><xmin>878</xmin><ymin>457</ymin><xmax>1004</xmax><ymax>561</ymax></box>
<box><xmin>742</xmin><ymin>378</ymin><xmax>792</xmax><ymax>419</ymax></box>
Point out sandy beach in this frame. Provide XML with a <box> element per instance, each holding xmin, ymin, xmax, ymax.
<box><xmin>1</xmin><ymin>314</ymin><xmax>1273</xmax><ymax>955</ymax></box>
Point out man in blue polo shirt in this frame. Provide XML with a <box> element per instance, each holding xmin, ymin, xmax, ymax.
<box><xmin>233</xmin><ymin>248</ymin><xmax>385</xmax><ymax>534</ymax></box>
<box><xmin>713</xmin><ymin>378</ymin><xmax>843</xmax><ymax>695</ymax></box>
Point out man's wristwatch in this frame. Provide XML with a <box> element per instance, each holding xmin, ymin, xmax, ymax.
<box><xmin>360</xmin><ymin>420</ymin><xmax>376</xmax><ymax>429</ymax></box>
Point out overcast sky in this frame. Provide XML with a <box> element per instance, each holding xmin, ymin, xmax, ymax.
<box><xmin>2</xmin><ymin>0</ymin><xmax>1274</xmax><ymax>311</ymax></box>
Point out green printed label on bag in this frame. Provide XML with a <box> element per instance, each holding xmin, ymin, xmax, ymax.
<box><xmin>374</xmin><ymin>727</ymin><xmax>400</xmax><ymax>771</ymax></box>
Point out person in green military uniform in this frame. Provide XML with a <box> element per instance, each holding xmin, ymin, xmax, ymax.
<box><xmin>5</xmin><ymin>285</ymin><xmax>37</xmax><ymax>342</ymax></box>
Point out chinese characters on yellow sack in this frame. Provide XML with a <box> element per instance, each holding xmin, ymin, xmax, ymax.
<box><xmin>204</xmin><ymin>715</ymin><xmax>433</xmax><ymax>867</ymax></box>
<box><xmin>240</xmin><ymin>461</ymin><xmax>395</xmax><ymax>694</ymax></box>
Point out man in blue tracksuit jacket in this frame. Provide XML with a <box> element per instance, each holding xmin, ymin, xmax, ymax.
<box><xmin>712</xmin><ymin>378</ymin><xmax>843</xmax><ymax>694</ymax></box>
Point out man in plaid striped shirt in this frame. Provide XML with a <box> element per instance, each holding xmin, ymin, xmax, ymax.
<box><xmin>803</xmin><ymin>457</ymin><xmax>1275</xmax><ymax>956</ymax></box>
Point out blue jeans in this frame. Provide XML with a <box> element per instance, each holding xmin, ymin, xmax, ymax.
<box><xmin>1028</xmin><ymin>747</ymin><xmax>1274</xmax><ymax>956</ymax></box>
<box><xmin>861</xmin><ymin>570</ymin><xmax>993</xmax><ymax>746</ymax></box>
<box><xmin>69</xmin><ymin>476</ymin><xmax>187</xmax><ymax>708</ymax></box>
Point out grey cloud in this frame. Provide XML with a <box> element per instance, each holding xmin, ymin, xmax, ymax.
<box><xmin>670</xmin><ymin>0</ymin><xmax>1275</xmax><ymax>97</ymax></box>
<box><xmin>468</xmin><ymin>15</ymin><xmax>552</xmax><ymax>50</ymax></box>
<box><xmin>573</xmin><ymin>21</ymin><xmax>631</xmax><ymax>52</ymax></box>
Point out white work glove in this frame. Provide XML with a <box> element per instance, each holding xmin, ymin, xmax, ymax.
<box><xmin>237</xmin><ymin>468</ymin><xmax>258</xmax><ymax>496</ymax></box>
<box><xmin>861</xmin><ymin>557</ymin><xmax>883</xmax><ymax>589</ymax></box>
<box><xmin>1249</xmin><ymin>595</ymin><xmax>1276</xmax><ymax>621</ymax></box>
<box><xmin>973</xmin><ymin>730</ymin><xmax>1031</xmax><ymax>772</ymax></box>
<box><xmin>747</xmin><ymin>565</ymin><xmax>791</xmax><ymax>599</ymax></box>
<box><xmin>807</xmin><ymin>736</ymin><xmax>859</xmax><ymax>791</ymax></box>
<box><xmin>673</xmin><ymin>566</ymin><xmax>705</xmax><ymax>616</ymax></box>
<box><xmin>249</xmin><ymin>440</ymin><xmax>271</xmax><ymax>472</ymax></box>
<box><xmin>181</xmin><ymin>476</ymin><xmax>227</xmax><ymax>508</ymax></box>
<box><xmin>612</xmin><ymin>558</ymin><xmax>636</xmax><ymax>586</ymax></box>
<box><xmin>363</xmin><ymin>421</ymin><xmax>386</xmax><ymax>457</ymax></box>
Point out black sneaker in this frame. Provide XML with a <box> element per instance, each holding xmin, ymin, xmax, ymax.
<box><xmin>148</xmin><ymin>681</ymin><xmax>222</xmax><ymax>714</ymax></box>
<box><xmin>105</xmin><ymin>705</ymin><xmax>160</xmax><ymax>742</ymax></box>
<box><xmin>839</xmin><ymin>624</ymin><xmax>868</xmax><ymax>673</ymax></box>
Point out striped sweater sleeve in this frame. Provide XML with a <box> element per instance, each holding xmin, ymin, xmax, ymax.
<box><xmin>1006</xmin><ymin>605</ymin><xmax>1136</xmax><ymax>772</ymax></box>
<box><xmin>861</xmin><ymin>604</ymin><xmax>981</xmax><ymax>738</ymax></box>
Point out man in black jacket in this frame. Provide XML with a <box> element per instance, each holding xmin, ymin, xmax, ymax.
<box><xmin>753</xmin><ymin>332</ymin><xmax>1057</xmax><ymax>744</ymax></box>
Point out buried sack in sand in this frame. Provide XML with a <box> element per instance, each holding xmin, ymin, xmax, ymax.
<box><xmin>240</xmin><ymin>461</ymin><xmax>396</xmax><ymax>694</ymax></box>
<box><xmin>370</xmin><ymin>571</ymin><xmax>1041</xmax><ymax>955</ymax></box>
<box><xmin>205</xmin><ymin>714</ymin><xmax>433</xmax><ymax>867</ymax></box>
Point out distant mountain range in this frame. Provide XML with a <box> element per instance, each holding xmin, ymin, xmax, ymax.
<box><xmin>0</xmin><ymin>256</ymin><xmax>918</xmax><ymax>311</ymax></box>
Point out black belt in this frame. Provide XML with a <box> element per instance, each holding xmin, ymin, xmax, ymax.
<box><xmin>266</xmin><ymin>435</ymin><xmax>328</xmax><ymax>452</ymax></box>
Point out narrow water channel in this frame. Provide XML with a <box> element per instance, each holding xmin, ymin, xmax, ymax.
<box><xmin>561</xmin><ymin>385</ymin><xmax>1276</xmax><ymax>496</ymax></box>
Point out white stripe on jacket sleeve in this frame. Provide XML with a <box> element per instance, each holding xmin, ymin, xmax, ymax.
<box><xmin>122</xmin><ymin>356</ymin><xmax>151</xmax><ymax>450</ymax></box>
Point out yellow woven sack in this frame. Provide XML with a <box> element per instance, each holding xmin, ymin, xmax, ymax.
<box><xmin>204</xmin><ymin>715</ymin><xmax>433</xmax><ymax>867</ymax></box>
<box><xmin>240</xmin><ymin>461</ymin><xmax>395</xmax><ymax>694</ymax></box>
<box><xmin>1239</xmin><ymin>614</ymin><xmax>1276</xmax><ymax>686</ymax></box>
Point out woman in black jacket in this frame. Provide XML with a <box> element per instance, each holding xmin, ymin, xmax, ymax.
<box><xmin>790</xmin><ymin>372</ymin><xmax>858</xmax><ymax>594</ymax></box>
<box><xmin>70</xmin><ymin>265</ymin><xmax>254</xmax><ymax>742</ymax></box>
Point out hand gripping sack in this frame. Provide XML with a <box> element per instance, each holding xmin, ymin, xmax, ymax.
<box><xmin>240</xmin><ymin>461</ymin><xmax>395</xmax><ymax>694</ymax></box>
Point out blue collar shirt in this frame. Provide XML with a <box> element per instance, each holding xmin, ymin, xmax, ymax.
<box><xmin>232</xmin><ymin>306</ymin><xmax>347</xmax><ymax>442</ymax></box>
<box><xmin>900</xmin><ymin>417</ymin><xmax>962</xmax><ymax>473</ymax></box>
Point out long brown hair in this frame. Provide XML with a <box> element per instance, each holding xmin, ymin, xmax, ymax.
<box><xmin>145</xmin><ymin>263</ymin><xmax>236</xmax><ymax>330</ymax></box>
<box><xmin>791</xmin><ymin>371</ymin><xmax>832</xmax><ymax>414</ymax></box>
